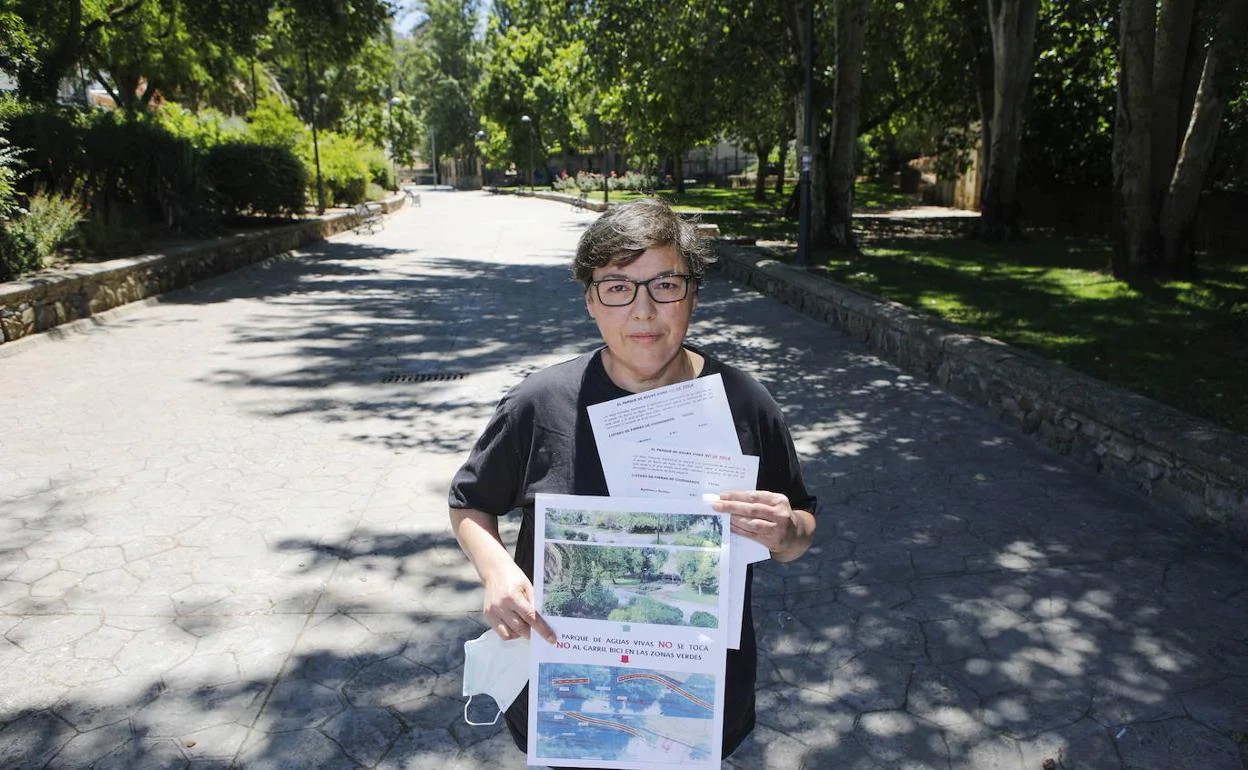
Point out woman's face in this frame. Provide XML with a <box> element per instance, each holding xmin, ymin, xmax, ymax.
<box><xmin>585</xmin><ymin>244</ymin><xmax>696</xmax><ymax>392</ymax></box>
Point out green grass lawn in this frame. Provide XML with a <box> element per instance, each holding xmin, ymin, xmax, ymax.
<box><xmin>810</xmin><ymin>236</ymin><xmax>1248</xmax><ymax>435</ymax></box>
<box><xmin>589</xmin><ymin>184</ymin><xmax>1248</xmax><ymax>435</ymax></box>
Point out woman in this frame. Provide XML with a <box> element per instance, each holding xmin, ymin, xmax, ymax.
<box><xmin>449</xmin><ymin>197</ymin><xmax>818</xmax><ymax>764</ymax></box>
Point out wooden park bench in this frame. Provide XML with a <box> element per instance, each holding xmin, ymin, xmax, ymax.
<box><xmin>353</xmin><ymin>202</ymin><xmax>385</xmax><ymax>234</ymax></box>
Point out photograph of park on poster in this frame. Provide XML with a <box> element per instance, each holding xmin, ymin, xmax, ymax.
<box><xmin>543</xmin><ymin>541</ymin><xmax>722</xmax><ymax>628</ymax></box>
<box><xmin>545</xmin><ymin>507</ymin><xmax>723</xmax><ymax>547</ymax></box>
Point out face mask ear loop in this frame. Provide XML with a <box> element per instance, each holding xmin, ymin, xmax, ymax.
<box><xmin>463</xmin><ymin>695</ymin><xmax>503</xmax><ymax>727</ymax></box>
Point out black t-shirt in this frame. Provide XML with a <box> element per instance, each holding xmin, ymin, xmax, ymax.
<box><xmin>449</xmin><ymin>344</ymin><xmax>817</xmax><ymax>758</ymax></box>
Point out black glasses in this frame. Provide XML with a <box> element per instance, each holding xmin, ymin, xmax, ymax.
<box><xmin>589</xmin><ymin>274</ymin><xmax>695</xmax><ymax>306</ymax></box>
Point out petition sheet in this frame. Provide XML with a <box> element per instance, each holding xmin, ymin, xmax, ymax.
<box><xmin>588</xmin><ymin>376</ymin><xmax>770</xmax><ymax>648</ymax></box>
<box><xmin>530</xmin><ymin>493</ymin><xmax>730</xmax><ymax>770</ymax></box>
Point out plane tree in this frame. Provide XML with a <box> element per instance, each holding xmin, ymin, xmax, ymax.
<box><xmin>1113</xmin><ymin>0</ymin><xmax>1248</xmax><ymax>280</ymax></box>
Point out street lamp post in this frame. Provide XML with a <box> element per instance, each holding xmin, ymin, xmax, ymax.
<box><xmin>476</xmin><ymin>129</ymin><xmax>487</xmax><ymax>187</ymax></box>
<box><xmin>304</xmin><ymin>50</ymin><xmax>326</xmax><ymax>214</ymax></box>
<box><xmin>796</xmin><ymin>0</ymin><xmax>814</xmax><ymax>268</ymax></box>
<box><xmin>520</xmin><ymin>114</ymin><xmax>533</xmax><ymax>192</ymax></box>
<box><xmin>429</xmin><ymin>124</ymin><xmax>438</xmax><ymax>187</ymax></box>
<box><xmin>388</xmin><ymin>96</ymin><xmax>401</xmax><ymax>188</ymax></box>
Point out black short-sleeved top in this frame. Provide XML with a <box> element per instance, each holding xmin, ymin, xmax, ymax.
<box><xmin>448</xmin><ymin>344</ymin><xmax>817</xmax><ymax>758</ymax></box>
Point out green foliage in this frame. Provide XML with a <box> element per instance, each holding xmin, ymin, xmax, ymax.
<box><xmin>553</xmin><ymin>170</ymin><xmax>657</xmax><ymax>194</ymax></box>
<box><xmin>689</xmin><ymin>611</ymin><xmax>717</xmax><ymax>628</ymax></box>
<box><xmin>1</xmin><ymin>103</ymin><xmax>216</xmax><ymax>235</ymax></box>
<box><xmin>580</xmin><ymin>581</ymin><xmax>620</xmax><ymax>617</ymax></box>
<box><xmin>85</xmin><ymin>112</ymin><xmax>216</xmax><ymax>234</ymax></box>
<box><xmin>245</xmin><ymin>94</ymin><xmax>312</xmax><ymax>151</ymax></box>
<box><xmin>264</xmin><ymin>1</ymin><xmax>396</xmax><ymax>148</ymax></box>
<box><xmin>607</xmin><ymin>596</ymin><xmax>683</xmax><ymax>626</ymax></box>
<box><xmin>859</xmin><ymin>0</ymin><xmax>982</xmax><ymax>175</ymax></box>
<box><xmin>475</xmin><ymin>4</ymin><xmax>596</xmax><ymax>173</ymax></box>
<box><xmin>0</xmin><ymin>8</ymin><xmax>35</xmax><ymax>77</ymax></box>
<box><xmin>365</xmin><ymin>152</ymin><xmax>394</xmax><ymax>191</ymax></box>
<box><xmin>1212</xmin><ymin>83</ymin><xmax>1248</xmax><ymax>191</ymax></box>
<box><xmin>674</xmin><ymin>552</ymin><xmax>718</xmax><ymax>595</ymax></box>
<box><xmin>396</xmin><ymin>0</ymin><xmax>483</xmax><ymax>161</ymax></box>
<box><xmin>718</xmin><ymin>0</ymin><xmax>793</xmax><ymax>179</ymax></box>
<box><xmin>5</xmin><ymin>0</ymin><xmax>393</xmax><ymax>126</ymax></box>
<box><xmin>318</xmin><ymin>132</ymin><xmax>374</xmax><ymax>206</ymax></box>
<box><xmin>545</xmin><ymin>576</ymin><xmax>619</xmax><ymax>619</ymax></box>
<box><xmin>155</xmin><ymin>103</ymin><xmax>247</xmax><ymax>150</ymax></box>
<box><xmin>205</xmin><ymin>141</ymin><xmax>308</xmax><ymax>218</ymax></box>
<box><xmin>591</xmin><ymin>1</ymin><xmax>735</xmax><ymax>180</ymax></box>
<box><xmin>0</xmin><ymin>188</ymin><xmax>83</xmax><ymax>281</ymax></box>
<box><xmin>1020</xmin><ymin>0</ymin><xmax>1117</xmax><ymax>187</ymax></box>
<box><xmin>543</xmin><ymin>585</ymin><xmax>575</xmax><ymax>616</ymax></box>
<box><xmin>0</xmin><ymin>124</ymin><xmax>25</xmax><ymax>220</ymax></box>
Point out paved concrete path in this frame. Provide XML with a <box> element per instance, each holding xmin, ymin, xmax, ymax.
<box><xmin>1</xmin><ymin>190</ymin><xmax>1245</xmax><ymax>769</ymax></box>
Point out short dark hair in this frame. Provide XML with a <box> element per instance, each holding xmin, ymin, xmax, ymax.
<box><xmin>572</xmin><ymin>198</ymin><xmax>717</xmax><ymax>287</ymax></box>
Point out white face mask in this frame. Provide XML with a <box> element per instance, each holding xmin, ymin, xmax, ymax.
<box><xmin>461</xmin><ymin>628</ymin><xmax>530</xmax><ymax>726</ymax></box>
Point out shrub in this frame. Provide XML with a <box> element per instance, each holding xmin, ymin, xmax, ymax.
<box><xmin>543</xmin><ymin>586</ymin><xmax>574</xmax><ymax>616</ymax></box>
<box><xmin>689</xmin><ymin>611</ymin><xmax>717</xmax><ymax>628</ymax></box>
<box><xmin>0</xmin><ymin>127</ymin><xmax>24</xmax><ymax>219</ymax></box>
<box><xmin>2</xmin><ymin>102</ymin><xmax>216</xmax><ymax>238</ymax></box>
<box><xmin>366</xmin><ymin>153</ymin><xmax>394</xmax><ymax>191</ymax></box>
<box><xmin>205</xmin><ymin>141</ymin><xmax>307</xmax><ymax>218</ymax></box>
<box><xmin>318</xmin><ymin>132</ymin><xmax>372</xmax><ymax>206</ymax></box>
<box><xmin>577</xmin><ymin>172</ymin><xmax>605</xmax><ymax>193</ymax></box>
<box><xmin>0</xmin><ymin>189</ymin><xmax>83</xmax><ymax>281</ymax></box>
<box><xmin>155</xmin><ymin>103</ymin><xmax>246</xmax><ymax>150</ymax></box>
<box><xmin>610</xmin><ymin>170</ymin><xmax>656</xmax><ymax>192</ymax></box>
<box><xmin>607</xmin><ymin>596</ymin><xmax>682</xmax><ymax>625</ymax></box>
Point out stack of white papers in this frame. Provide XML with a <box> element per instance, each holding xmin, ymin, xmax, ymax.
<box><xmin>587</xmin><ymin>374</ymin><xmax>769</xmax><ymax>649</ymax></box>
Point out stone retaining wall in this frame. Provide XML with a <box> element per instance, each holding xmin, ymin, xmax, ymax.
<box><xmin>0</xmin><ymin>198</ymin><xmax>404</xmax><ymax>347</ymax></box>
<box><xmin>713</xmin><ymin>243</ymin><xmax>1248</xmax><ymax>542</ymax></box>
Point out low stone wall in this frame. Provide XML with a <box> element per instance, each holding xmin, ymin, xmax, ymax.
<box><xmin>0</xmin><ymin>197</ymin><xmax>404</xmax><ymax>347</ymax></box>
<box><xmin>713</xmin><ymin>243</ymin><xmax>1248</xmax><ymax>542</ymax></box>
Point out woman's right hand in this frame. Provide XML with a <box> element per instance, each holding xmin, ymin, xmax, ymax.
<box><xmin>482</xmin><ymin>560</ymin><xmax>557</xmax><ymax>644</ymax></box>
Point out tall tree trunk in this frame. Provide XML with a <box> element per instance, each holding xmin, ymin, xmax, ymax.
<box><xmin>821</xmin><ymin>0</ymin><xmax>868</xmax><ymax>251</ymax></box>
<box><xmin>1149</xmin><ymin>0</ymin><xmax>1197</xmax><ymax>206</ymax></box>
<box><xmin>980</xmin><ymin>0</ymin><xmax>1041</xmax><ymax>241</ymax></box>
<box><xmin>775</xmin><ymin>141</ymin><xmax>788</xmax><ymax>196</ymax></box>
<box><xmin>673</xmin><ymin>150</ymin><xmax>685</xmax><ymax>194</ymax></box>
<box><xmin>947</xmin><ymin>0</ymin><xmax>994</xmax><ymax>209</ymax></box>
<box><xmin>784</xmin><ymin>0</ymin><xmax>827</xmax><ymax>238</ymax></box>
<box><xmin>1112</xmin><ymin>0</ymin><xmax>1157</xmax><ymax>278</ymax></box>
<box><xmin>754</xmin><ymin>145</ymin><xmax>769</xmax><ymax>201</ymax></box>
<box><xmin>1157</xmin><ymin>0</ymin><xmax>1248</xmax><ymax>277</ymax></box>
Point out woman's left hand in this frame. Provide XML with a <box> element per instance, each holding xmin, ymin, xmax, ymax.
<box><xmin>712</xmin><ymin>490</ymin><xmax>795</xmax><ymax>553</ymax></box>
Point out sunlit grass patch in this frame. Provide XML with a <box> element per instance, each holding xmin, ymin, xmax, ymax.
<box><xmin>810</xmin><ymin>235</ymin><xmax>1247</xmax><ymax>434</ymax></box>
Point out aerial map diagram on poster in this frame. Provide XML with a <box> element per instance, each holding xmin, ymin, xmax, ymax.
<box><xmin>529</xmin><ymin>493</ymin><xmax>731</xmax><ymax>770</ymax></box>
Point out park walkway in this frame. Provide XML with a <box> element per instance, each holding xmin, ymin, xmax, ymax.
<box><xmin>1</xmin><ymin>190</ymin><xmax>1245</xmax><ymax>769</ymax></box>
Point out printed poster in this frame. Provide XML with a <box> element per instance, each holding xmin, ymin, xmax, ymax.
<box><xmin>529</xmin><ymin>493</ymin><xmax>730</xmax><ymax>770</ymax></box>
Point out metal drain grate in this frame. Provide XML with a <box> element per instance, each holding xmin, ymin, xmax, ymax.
<box><xmin>380</xmin><ymin>372</ymin><xmax>468</xmax><ymax>384</ymax></box>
